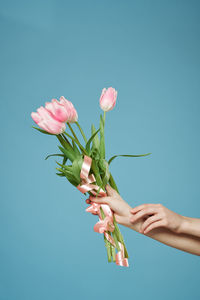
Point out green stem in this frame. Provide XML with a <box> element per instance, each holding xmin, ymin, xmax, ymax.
<box><xmin>112</xmin><ymin>230</ymin><xmax>121</xmax><ymax>251</ymax></box>
<box><xmin>91</xmin><ymin>160</ymin><xmax>102</xmax><ymax>187</ymax></box>
<box><xmin>75</xmin><ymin>122</ymin><xmax>87</xmax><ymax>144</ymax></box>
<box><xmin>113</xmin><ymin>217</ymin><xmax>129</xmax><ymax>258</ymax></box>
<box><xmin>109</xmin><ymin>172</ymin><xmax>129</xmax><ymax>258</ymax></box>
<box><xmin>100</xmin><ymin>207</ymin><xmax>112</xmax><ymax>262</ymax></box>
<box><xmin>56</xmin><ymin>135</ymin><xmax>75</xmax><ymax>162</ymax></box>
<box><xmin>103</xmin><ymin>111</ymin><xmax>106</xmax><ymax>125</ymax></box>
<box><xmin>56</xmin><ymin>134</ymin><xmax>73</xmax><ymax>151</ymax></box>
<box><xmin>89</xmin><ymin>158</ymin><xmax>129</xmax><ymax>261</ymax></box>
<box><xmin>105</xmin><ymin>236</ymin><xmax>112</xmax><ymax>262</ymax></box>
<box><xmin>67</xmin><ymin>123</ymin><xmax>79</xmax><ymax>144</ymax></box>
<box><xmin>65</xmin><ymin>124</ymin><xmax>87</xmax><ymax>155</ymax></box>
<box><xmin>61</xmin><ymin>133</ymin><xmax>70</xmax><ymax>144</ymax></box>
<box><xmin>111</xmin><ymin>245</ymin><xmax>116</xmax><ymax>262</ymax></box>
<box><xmin>63</xmin><ymin>131</ymin><xmax>87</xmax><ymax>155</ymax></box>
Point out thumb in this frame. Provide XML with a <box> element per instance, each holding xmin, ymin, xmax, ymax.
<box><xmin>105</xmin><ymin>184</ymin><xmax>118</xmax><ymax>197</ymax></box>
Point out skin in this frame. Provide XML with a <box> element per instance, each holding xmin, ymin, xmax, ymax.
<box><xmin>130</xmin><ymin>204</ymin><xmax>200</xmax><ymax>237</ymax></box>
<box><xmin>86</xmin><ymin>184</ymin><xmax>200</xmax><ymax>256</ymax></box>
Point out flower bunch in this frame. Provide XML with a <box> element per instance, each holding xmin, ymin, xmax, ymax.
<box><xmin>31</xmin><ymin>87</ymin><xmax>150</xmax><ymax>266</ymax></box>
<box><xmin>31</xmin><ymin>96</ymin><xmax>78</xmax><ymax>134</ymax></box>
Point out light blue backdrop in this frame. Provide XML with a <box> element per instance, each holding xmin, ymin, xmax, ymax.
<box><xmin>1</xmin><ymin>0</ymin><xmax>200</xmax><ymax>299</ymax></box>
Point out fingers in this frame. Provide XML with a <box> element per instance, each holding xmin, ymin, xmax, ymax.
<box><xmin>130</xmin><ymin>206</ymin><xmax>159</xmax><ymax>223</ymax></box>
<box><xmin>140</xmin><ymin>215</ymin><xmax>162</xmax><ymax>233</ymax></box>
<box><xmin>142</xmin><ymin>220</ymin><xmax>167</xmax><ymax>234</ymax></box>
<box><xmin>130</xmin><ymin>204</ymin><xmax>145</xmax><ymax>214</ymax></box>
<box><xmin>85</xmin><ymin>199</ymin><xmax>91</xmax><ymax>204</ymax></box>
<box><xmin>85</xmin><ymin>185</ymin><xmax>117</xmax><ymax>206</ymax></box>
<box><xmin>105</xmin><ymin>184</ymin><xmax>118</xmax><ymax>197</ymax></box>
<box><xmin>114</xmin><ymin>214</ymin><xmax>124</xmax><ymax>224</ymax></box>
<box><xmin>86</xmin><ymin>195</ymin><xmax>110</xmax><ymax>205</ymax></box>
<box><xmin>130</xmin><ymin>203</ymin><xmax>158</xmax><ymax>214</ymax></box>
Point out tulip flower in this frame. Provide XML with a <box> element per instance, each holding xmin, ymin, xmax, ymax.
<box><xmin>45</xmin><ymin>98</ymin><xmax>70</xmax><ymax>123</ymax></box>
<box><xmin>99</xmin><ymin>87</ymin><xmax>117</xmax><ymax>112</ymax></box>
<box><xmin>31</xmin><ymin>106</ymin><xmax>66</xmax><ymax>134</ymax></box>
<box><xmin>59</xmin><ymin>96</ymin><xmax>78</xmax><ymax>123</ymax></box>
<box><xmin>45</xmin><ymin>96</ymin><xmax>78</xmax><ymax>123</ymax></box>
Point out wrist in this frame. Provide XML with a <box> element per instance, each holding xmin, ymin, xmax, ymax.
<box><xmin>178</xmin><ymin>215</ymin><xmax>190</xmax><ymax>234</ymax></box>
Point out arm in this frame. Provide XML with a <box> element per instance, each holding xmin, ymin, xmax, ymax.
<box><xmin>130</xmin><ymin>203</ymin><xmax>200</xmax><ymax>238</ymax></box>
<box><xmin>87</xmin><ymin>185</ymin><xmax>200</xmax><ymax>256</ymax></box>
<box><xmin>179</xmin><ymin>216</ymin><xmax>200</xmax><ymax>238</ymax></box>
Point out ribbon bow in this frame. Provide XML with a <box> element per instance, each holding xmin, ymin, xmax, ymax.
<box><xmin>77</xmin><ymin>155</ymin><xmax>129</xmax><ymax>267</ymax></box>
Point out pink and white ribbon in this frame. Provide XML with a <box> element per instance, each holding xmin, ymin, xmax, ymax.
<box><xmin>77</xmin><ymin>155</ymin><xmax>129</xmax><ymax>267</ymax></box>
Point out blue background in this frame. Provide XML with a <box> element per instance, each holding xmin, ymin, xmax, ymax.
<box><xmin>1</xmin><ymin>0</ymin><xmax>200</xmax><ymax>299</ymax></box>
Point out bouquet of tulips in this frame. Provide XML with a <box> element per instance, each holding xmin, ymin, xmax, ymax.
<box><xmin>31</xmin><ymin>87</ymin><xmax>150</xmax><ymax>267</ymax></box>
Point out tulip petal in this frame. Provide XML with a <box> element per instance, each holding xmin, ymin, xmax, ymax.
<box><xmin>99</xmin><ymin>87</ymin><xmax>117</xmax><ymax>112</ymax></box>
<box><xmin>45</xmin><ymin>99</ymin><xmax>70</xmax><ymax>123</ymax></box>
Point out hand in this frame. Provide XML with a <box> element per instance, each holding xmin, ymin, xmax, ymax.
<box><xmin>86</xmin><ymin>184</ymin><xmax>133</xmax><ymax>229</ymax></box>
<box><xmin>130</xmin><ymin>203</ymin><xmax>185</xmax><ymax>234</ymax></box>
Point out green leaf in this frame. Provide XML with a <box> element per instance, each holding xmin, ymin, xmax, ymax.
<box><xmin>72</xmin><ymin>140</ymin><xmax>81</xmax><ymax>156</ymax></box>
<box><xmin>62</xmin><ymin>155</ymin><xmax>68</xmax><ymax>166</ymax></box>
<box><xmin>109</xmin><ymin>173</ymin><xmax>119</xmax><ymax>194</ymax></box>
<box><xmin>72</xmin><ymin>156</ymin><xmax>83</xmax><ymax>183</ymax></box>
<box><xmin>66</xmin><ymin>176</ymin><xmax>79</xmax><ymax>187</ymax></box>
<box><xmin>98</xmin><ymin>158</ymin><xmax>110</xmax><ymax>190</ymax></box>
<box><xmin>108</xmin><ymin>153</ymin><xmax>151</xmax><ymax>165</ymax></box>
<box><xmin>56</xmin><ymin>167</ymin><xmax>79</xmax><ymax>186</ymax></box>
<box><xmin>100</xmin><ymin>114</ymin><xmax>105</xmax><ymax>159</ymax></box>
<box><xmin>45</xmin><ymin>153</ymin><xmax>64</xmax><ymax>160</ymax></box>
<box><xmin>85</xmin><ymin>128</ymin><xmax>100</xmax><ymax>154</ymax></box>
<box><xmin>63</xmin><ymin>132</ymin><xmax>87</xmax><ymax>155</ymax></box>
<box><xmin>56</xmin><ymin>135</ymin><xmax>75</xmax><ymax>155</ymax></box>
<box><xmin>56</xmin><ymin>172</ymin><xmax>65</xmax><ymax>177</ymax></box>
<box><xmin>32</xmin><ymin>126</ymin><xmax>54</xmax><ymax>135</ymax></box>
<box><xmin>90</xmin><ymin>147</ymin><xmax>100</xmax><ymax>161</ymax></box>
<box><xmin>55</xmin><ymin>161</ymin><xmax>72</xmax><ymax>172</ymax></box>
<box><xmin>91</xmin><ymin>159</ymin><xmax>102</xmax><ymax>187</ymax></box>
<box><xmin>91</xmin><ymin>124</ymin><xmax>100</xmax><ymax>151</ymax></box>
<box><xmin>58</xmin><ymin>146</ymin><xmax>76</xmax><ymax>163</ymax></box>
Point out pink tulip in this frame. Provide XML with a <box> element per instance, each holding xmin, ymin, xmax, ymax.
<box><xmin>59</xmin><ymin>96</ymin><xmax>78</xmax><ymax>123</ymax></box>
<box><xmin>99</xmin><ymin>87</ymin><xmax>117</xmax><ymax>112</ymax></box>
<box><xmin>31</xmin><ymin>106</ymin><xmax>66</xmax><ymax>134</ymax></box>
<box><xmin>45</xmin><ymin>99</ymin><xmax>70</xmax><ymax>123</ymax></box>
<box><xmin>45</xmin><ymin>97</ymin><xmax>78</xmax><ymax>123</ymax></box>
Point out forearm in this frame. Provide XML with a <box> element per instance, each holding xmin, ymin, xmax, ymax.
<box><xmin>179</xmin><ymin>216</ymin><xmax>200</xmax><ymax>238</ymax></box>
<box><xmin>129</xmin><ymin>219</ymin><xmax>200</xmax><ymax>256</ymax></box>
<box><xmin>146</xmin><ymin>227</ymin><xmax>200</xmax><ymax>256</ymax></box>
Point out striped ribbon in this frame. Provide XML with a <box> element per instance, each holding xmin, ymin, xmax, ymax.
<box><xmin>77</xmin><ymin>155</ymin><xmax>129</xmax><ymax>267</ymax></box>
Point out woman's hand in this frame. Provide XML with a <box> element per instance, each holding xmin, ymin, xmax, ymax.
<box><xmin>130</xmin><ymin>203</ymin><xmax>185</xmax><ymax>234</ymax></box>
<box><xmin>86</xmin><ymin>189</ymin><xmax>200</xmax><ymax>255</ymax></box>
<box><xmin>86</xmin><ymin>184</ymin><xmax>134</xmax><ymax>229</ymax></box>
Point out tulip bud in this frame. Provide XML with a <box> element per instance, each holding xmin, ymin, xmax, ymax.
<box><xmin>99</xmin><ymin>87</ymin><xmax>117</xmax><ymax>112</ymax></box>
